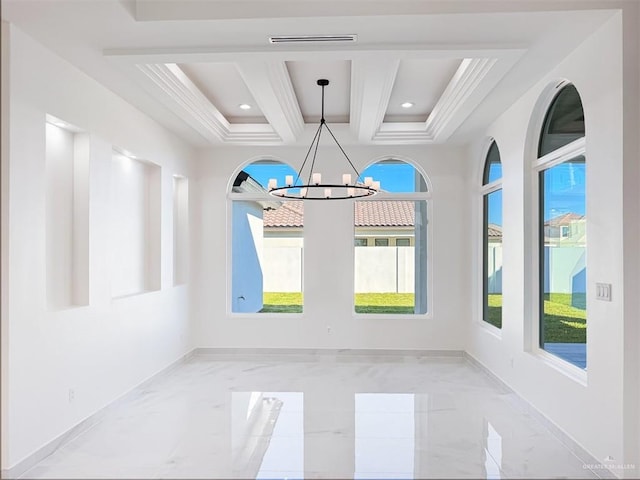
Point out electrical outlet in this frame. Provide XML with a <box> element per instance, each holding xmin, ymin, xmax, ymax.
<box><xmin>68</xmin><ymin>388</ymin><xmax>75</xmax><ymax>403</ymax></box>
<box><xmin>327</xmin><ymin>326</ymin><xmax>332</xmax><ymax>334</ymax></box>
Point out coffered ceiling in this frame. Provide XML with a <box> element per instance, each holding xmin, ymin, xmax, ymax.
<box><xmin>2</xmin><ymin>1</ymin><xmax>617</xmax><ymax>147</ymax></box>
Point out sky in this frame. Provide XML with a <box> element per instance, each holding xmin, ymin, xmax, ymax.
<box><xmin>244</xmin><ymin>159</ymin><xmax>586</xmax><ymax>226</ymax></box>
<box><xmin>243</xmin><ymin>161</ymin><xmax>420</xmax><ymax>193</ymax></box>
<box><xmin>484</xmin><ymin>158</ymin><xmax>586</xmax><ymax>226</ymax></box>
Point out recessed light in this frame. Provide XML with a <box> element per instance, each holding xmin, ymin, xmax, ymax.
<box><xmin>239</xmin><ymin>104</ymin><xmax>252</xmax><ymax>110</ymax></box>
<box><xmin>401</xmin><ymin>102</ymin><xmax>414</xmax><ymax>109</ymax></box>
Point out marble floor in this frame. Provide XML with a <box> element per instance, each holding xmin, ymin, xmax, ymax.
<box><xmin>21</xmin><ymin>353</ymin><xmax>601</xmax><ymax>479</ymax></box>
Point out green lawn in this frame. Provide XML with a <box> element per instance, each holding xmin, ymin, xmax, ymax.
<box><xmin>486</xmin><ymin>293</ymin><xmax>586</xmax><ymax>343</ymax></box>
<box><xmin>542</xmin><ymin>293</ymin><xmax>586</xmax><ymax>343</ymax></box>
<box><xmin>261</xmin><ymin>292</ymin><xmax>415</xmax><ymax>314</ymax></box>
<box><xmin>354</xmin><ymin>293</ymin><xmax>415</xmax><ymax>314</ymax></box>
<box><xmin>486</xmin><ymin>294</ymin><xmax>502</xmax><ymax>328</ymax></box>
<box><xmin>261</xmin><ymin>292</ymin><xmax>303</xmax><ymax>313</ymax></box>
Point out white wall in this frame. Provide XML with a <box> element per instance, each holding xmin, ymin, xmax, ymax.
<box><xmin>467</xmin><ymin>10</ymin><xmax>639</xmax><ymax>478</ymax></box>
<box><xmin>1</xmin><ymin>24</ymin><xmax>196</xmax><ymax>471</ymax></box>
<box><xmin>193</xmin><ymin>143</ymin><xmax>469</xmax><ymax>350</ymax></box>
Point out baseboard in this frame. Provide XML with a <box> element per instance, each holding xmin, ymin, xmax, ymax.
<box><xmin>1</xmin><ymin>349</ymin><xmax>195</xmax><ymax>480</ymax></box>
<box><xmin>193</xmin><ymin>346</ymin><xmax>465</xmax><ymax>359</ymax></box>
<box><xmin>463</xmin><ymin>352</ymin><xmax>618</xmax><ymax>479</ymax></box>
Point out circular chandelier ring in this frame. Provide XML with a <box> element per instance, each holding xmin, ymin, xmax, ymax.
<box><xmin>269</xmin><ymin>184</ymin><xmax>378</xmax><ymax>200</ymax></box>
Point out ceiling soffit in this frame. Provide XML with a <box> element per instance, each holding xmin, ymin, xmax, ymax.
<box><xmin>115</xmin><ymin>44</ymin><xmax>524</xmax><ymax>146</ymax></box>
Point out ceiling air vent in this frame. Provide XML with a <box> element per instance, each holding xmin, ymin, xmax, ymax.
<box><xmin>269</xmin><ymin>34</ymin><xmax>357</xmax><ymax>44</ymax></box>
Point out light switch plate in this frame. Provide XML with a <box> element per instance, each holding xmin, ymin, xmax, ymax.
<box><xmin>596</xmin><ymin>283</ymin><xmax>612</xmax><ymax>301</ymax></box>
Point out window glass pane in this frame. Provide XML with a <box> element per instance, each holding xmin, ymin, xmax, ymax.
<box><xmin>358</xmin><ymin>160</ymin><xmax>427</xmax><ymax>193</ymax></box>
<box><xmin>374</xmin><ymin>238</ymin><xmax>389</xmax><ymax>247</ymax></box>
<box><xmin>539</xmin><ymin>85</ymin><xmax>585</xmax><ymax>157</ymax></box>
<box><xmin>539</xmin><ymin>156</ymin><xmax>586</xmax><ymax>368</ymax></box>
<box><xmin>482</xmin><ymin>141</ymin><xmax>502</xmax><ymax>185</ymax></box>
<box><xmin>355</xmin><ymin>238</ymin><xmax>367</xmax><ymax>247</ymax></box>
<box><xmin>231</xmin><ymin>160</ymin><xmax>304</xmax><ymax>314</ymax></box>
<box><xmin>354</xmin><ymin>200</ymin><xmax>427</xmax><ymax>314</ymax></box>
<box><xmin>483</xmin><ymin>189</ymin><xmax>503</xmax><ymax>328</ymax></box>
<box><xmin>239</xmin><ymin>160</ymin><xmax>298</xmax><ymax>190</ymax></box>
<box><xmin>396</xmin><ymin>238</ymin><xmax>410</xmax><ymax>247</ymax></box>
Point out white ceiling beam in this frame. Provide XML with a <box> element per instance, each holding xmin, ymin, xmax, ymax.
<box><xmin>424</xmin><ymin>57</ymin><xmax>497</xmax><ymax>140</ymax></box>
<box><xmin>136</xmin><ymin>63</ymin><xmax>282</xmax><ymax>144</ymax></box>
<box><xmin>350</xmin><ymin>57</ymin><xmax>400</xmax><ymax>143</ymax></box>
<box><xmin>235</xmin><ymin>61</ymin><xmax>304</xmax><ymax>144</ymax></box>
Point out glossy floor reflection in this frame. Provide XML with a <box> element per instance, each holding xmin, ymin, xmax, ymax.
<box><xmin>21</xmin><ymin>354</ymin><xmax>599</xmax><ymax>479</ymax></box>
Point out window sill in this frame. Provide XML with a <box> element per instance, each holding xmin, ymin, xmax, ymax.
<box><xmin>533</xmin><ymin>347</ymin><xmax>588</xmax><ymax>386</ymax></box>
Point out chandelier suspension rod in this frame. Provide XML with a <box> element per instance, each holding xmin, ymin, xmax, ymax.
<box><xmin>267</xmin><ymin>78</ymin><xmax>379</xmax><ymax>200</ymax></box>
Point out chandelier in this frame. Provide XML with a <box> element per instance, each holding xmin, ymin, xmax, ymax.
<box><xmin>268</xmin><ymin>79</ymin><xmax>379</xmax><ymax>200</ymax></box>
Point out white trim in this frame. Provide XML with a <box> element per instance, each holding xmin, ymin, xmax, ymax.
<box><xmin>136</xmin><ymin>63</ymin><xmax>282</xmax><ymax>144</ymax></box>
<box><xmin>527</xmin><ymin>81</ymin><xmax>588</xmax><ymax>374</ymax></box>
<box><xmin>480</xmin><ymin>180</ymin><xmax>502</xmax><ymax>195</ymax></box>
<box><xmin>235</xmin><ymin>61</ymin><xmax>304</xmax><ymax>143</ymax></box>
<box><xmin>533</xmin><ymin>136</ymin><xmax>586</xmax><ymax>171</ymax></box>
<box><xmin>193</xmin><ymin>347</ymin><xmax>464</xmax><ymax>359</ymax></box>
<box><xmin>350</xmin><ymin>57</ymin><xmax>400</xmax><ymax>142</ymax></box>
<box><xmin>532</xmin><ymin>346</ymin><xmax>588</xmax><ymax>386</ymax></box>
<box><xmin>477</xmin><ymin>138</ymin><xmax>503</xmax><ymax>329</ymax></box>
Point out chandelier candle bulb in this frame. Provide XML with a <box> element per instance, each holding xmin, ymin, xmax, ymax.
<box><xmin>285</xmin><ymin>175</ymin><xmax>294</xmax><ymax>186</ymax></box>
<box><xmin>325</xmin><ymin>188</ymin><xmax>331</xmax><ymax>198</ymax></box>
<box><xmin>342</xmin><ymin>174</ymin><xmax>352</xmax><ymax>185</ymax></box>
<box><xmin>300</xmin><ymin>188</ymin><xmax>307</xmax><ymax>197</ymax></box>
<box><xmin>312</xmin><ymin>173</ymin><xmax>322</xmax><ymax>185</ymax></box>
<box><xmin>268</xmin><ymin>178</ymin><xmax>277</xmax><ymax>190</ymax></box>
<box><xmin>364</xmin><ymin>177</ymin><xmax>373</xmax><ymax>186</ymax></box>
<box><xmin>348</xmin><ymin>188</ymin><xmax>355</xmax><ymax>197</ymax></box>
<box><xmin>372</xmin><ymin>181</ymin><xmax>381</xmax><ymax>191</ymax></box>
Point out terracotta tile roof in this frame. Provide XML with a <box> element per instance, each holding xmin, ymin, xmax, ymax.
<box><xmin>264</xmin><ymin>201</ymin><xmax>304</xmax><ymax>227</ymax></box>
<box><xmin>544</xmin><ymin>212</ymin><xmax>584</xmax><ymax>226</ymax></box>
<box><xmin>263</xmin><ymin>200</ymin><xmax>416</xmax><ymax>228</ymax></box>
<box><xmin>354</xmin><ymin>200</ymin><xmax>415</xmax><ymax>227</ymax></box>
<box><xmin>487</xmin><ymin>224</ymin><xmax>502</xmax><ymax>238</ymax></box>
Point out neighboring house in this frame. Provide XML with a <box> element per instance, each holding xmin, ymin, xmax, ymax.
<box><xmin>486</xmin><ymin>223</ymin><xmax>503</xmax><ymax>294</ymax></box>
<box><xmin>544</xmin><ymin>212</ymin><xmax>586</xmax><ymax>246</ymax></box>
<box><xmin>487</xmin><ymin>223</ymin><xmax>502</xmax><ymax>243</ymax></box>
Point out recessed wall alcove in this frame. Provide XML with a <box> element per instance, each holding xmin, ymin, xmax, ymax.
<box><xmin>45</xmin><ymin>115</ymin><xmax>89</xmax><ymax>309</ymax></box>
<box><xmin>110</xmin><ymin>150</ymin><xmax>161</xmax><ymax>298</ymax></box>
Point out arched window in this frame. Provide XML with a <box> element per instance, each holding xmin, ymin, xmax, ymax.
<box><xmin>481</xmin><ymin>140</ymin><xmax>503</xmax><ymax>328</ymax></box>
<box><xmin>353</xmin><ymin>159</ymin><xmax>430</xmax><ymax>315</ymax></box>
<box><xmin>229</xmin><ymin>159</ymin><xmax>303</xmax><ymax>314</ymax></box>
<box><xmin>536</xmin><ymin>83</ymin><xmax>586</xmax><ymax>369</ymax></box>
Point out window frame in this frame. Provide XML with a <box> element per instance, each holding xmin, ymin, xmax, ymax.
<box><xmin>531</xmin><ymin>82</ymin><xmax>587</xmax><ymax>377</ymax></box>
<box><xmin>227</xmin><ymin>160</ymin><xmax>305</xmax><ymax>318</ymax></box>
<box><xmin>479</xmin><ymin>139</ymin><xmax>503</xmax><ymax>332</ymax></box>
<box><xmin>352</xmin><ymin>158</ymin><xmax>433</xmax><ymax>320</ymax></box>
